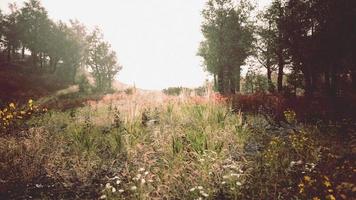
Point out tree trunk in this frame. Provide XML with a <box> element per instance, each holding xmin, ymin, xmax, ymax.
<box><xmin>267</xmin><ymin>66</ymin><xmax>273</xmax><ymax>92</ymax></box>
<box><xmin>213</xmin><ymin>73</ymin><xmax>217</xmax><ymax>91</ymax></box>
<box><xmin>277</xmin><ymin>57</ymin><xmax>284</xmax><ymax>92</ymax></box>
<box><xmin>324</xmin><ymin>67</ymin><xmax>331</xmax><ymax>95</ymax></box>
<box><xmin>303</xmin><ymin>67</ymin><xmax>313</xmax><ymax>97</ymax></box>
<box><xmin>7</xmin><ymin>47</ymin><xmax>11</xmax><ymax>61</ymax></box>
<box><xmin>218</xmin><ymin>68</ymin><xmax>224</xmax><ymax>94</ymax></box>
<box><xmin>223</xmin><ymin>66</ymin><xmax>230</xmax><ymax>94</ymax></box>
<box><xmin>22</xmin><ymin>47</ymin><xmax>25</xmax><ymax>59</ymax></box>
<box><xmin>235</xmin><ymin>67</ymin><xmax>241</xmax><ymax>93</ymax></box>
<box><xmin>32</xmin><ymin>51</ymin><xmax>38</xmax><ymax>67</ymax></box>
<box><xmin>11</xmin><ymin>46</ymin><xmax>16</xmax><ymax>59</ymax></box>
<box><xmin>230</xmin><ymin>72</ymin><xmax>236</xmax><ymax>94</ymax></box>
<box><xmin>330</xmin><ymin>65</ymin><xmax>337</xmax><ymax>97</ymax></box>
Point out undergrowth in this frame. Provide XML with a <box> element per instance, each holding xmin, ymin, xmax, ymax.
<box><xmin>0</xmin><ymin>97</ymin><xmax>354</xmax><ymax>199</ymax></box>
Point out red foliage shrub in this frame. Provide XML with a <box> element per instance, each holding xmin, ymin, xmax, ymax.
<box><xmin>232</xmin><ymin>93</ymin><xmax>356</xmax><ymax>123</ymax></box>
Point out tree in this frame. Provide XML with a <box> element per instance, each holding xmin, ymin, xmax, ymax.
<box><xmin>261</xmin><ymin>0</ymin><xmax>288</xmax><ymax>93</ymax></box>
<box><xmin>255</xmin><ymin>11</ymin><xmax>277</xmax><ymax>92</ymax></box>
<box><xmin>17</xmin><ymin>0</ymin><xmax>50</xmax><ymax>67</ymax></box>
<box><xmin>86</xmin><ymin>28</ymin><xmax>122</xmax><ymax>90</ymax></box>
<box><xmin>198</xmin><ymin>0</ymin><xmax>254</xmax><ymax>94</ymax></box>
<box><xmin>2</xmin><ymin>3</ymin><xmax>21</xmax><ymax>61</ymax></box>
<box><xmin>283</xmin><ymin>0</ymin><xmax>356</xmax><ymax>97</ymax></box>
<box><xmin>242</xmin><ymin>69</ymin><xmax>269</xmax><ymax>93</ymax></box>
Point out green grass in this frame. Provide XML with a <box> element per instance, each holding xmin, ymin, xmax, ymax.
<box><xmin>1</xmin><ymin>98</ymin><xmax>337</xmax><ymax>199</ymax></box>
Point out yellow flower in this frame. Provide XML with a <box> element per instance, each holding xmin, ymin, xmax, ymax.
<box><xmin>312</xmin><ymin>197</ymin><xmax>321</xmax><ymax>200</ymax></box>
<box><xmin>324</xmin><ymin>176</ymin><xmax>330</xmax><ymax>181</ymax></box>
<box><xmin>324</xmin><ymin>180</ymin><xmax>332</xmax><ymax>187</ymax></box>
<box><xmin>304</xmin><ymin>176</ymin><xmax>311</xmax><ymax>182</ymax></box>
<box><xmin>29</xmin><ymin>99</ymin><xmax>33</xmax><ymax>104</ymax></box>
<box><xmin>20</xmin><ymin>111</ymin><xmax>26</xmax><ymax>115</ymax></box>
<box><xmin>326</xmin><ymin>194</ymin><xmax>336</xmax><ymax>200</ymax></box>
<box><xmin>9</xmin><ymin>103</ymin><xmax>15</xmax><ymax>109</ymax></box>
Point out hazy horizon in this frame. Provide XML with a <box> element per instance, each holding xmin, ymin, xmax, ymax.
<box><xmin>1</xmin><ymin>0</ymin><xmax>272</xmax><ymax>90</ymax></box>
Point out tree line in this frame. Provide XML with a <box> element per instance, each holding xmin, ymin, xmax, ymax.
<box><xmin>199</xmin><ymin>0</ymin><xmax>356</xmax><ymax>97</ymax></box>
<box><xmin>0</xmin><ymin>0</ymin><xmax>121</xmax><ymax>91</ymax></box>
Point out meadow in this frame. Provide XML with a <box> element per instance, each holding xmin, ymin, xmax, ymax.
<box><xmin>1</xmin><ymin>91</ymin><xmax>353</xmax><ymax>200</ymax></box>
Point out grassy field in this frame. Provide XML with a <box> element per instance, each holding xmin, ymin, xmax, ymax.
<box><xmin>0</xmin><ymin>91</ymin><xmax>354</xmax><ymax>199</ymax></box>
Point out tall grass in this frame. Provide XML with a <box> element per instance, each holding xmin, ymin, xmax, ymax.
<box><xmin>0</xmin><ymin>96</ymin><xmax>326</xmax><ymax>199</ymax></box>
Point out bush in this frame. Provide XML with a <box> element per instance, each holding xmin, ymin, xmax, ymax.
<box><xmin>232</xmin><ymin>93</ymin><xmax>356</xmax><ymax>123</ymax></box>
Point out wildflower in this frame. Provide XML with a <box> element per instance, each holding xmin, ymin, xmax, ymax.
<box><xmin>144</xmin><ymin>171</ymin><xmax>149</xmax><ymax>175</ymax></box>
<box><xmin>112</xmin><ymin>187</ymin><xmax>116</xmax><ymax>193</ymax></box>
<box><xmin>312</xmin><ymin>197</ymin><xmax>320</xmax><ymax>200</ymax></box>
<box><xmin>136</xmin><ymin>174</ymin><xmax>142</xmax><ymax>179</ymax></box>
<box><xmin>223</xmin><ymin>175</ymin><xmax>229</xmax><ymax>179</ymax></box>
<box><xmin>148</xmin><ymin>179</ymin><xmax>154</xmax><ymax>183</ymax></box>
<box><xmin>326</xmin><ymin>194</ymin><xmax>336</xmax><ymax>200</ymax></box>
<box><xmin>200</xmin><ymin>191</ymin><xmax>209</xmax><ymax>197</ymax></box>
<box><xmin>130</xmin><ymin>186</ymin><xmax>137</xmax><ymax>191</ymax></box>
<box><xmin>9</xmin><ymin>103</ymin><xmax>15</xmax><ymax>109</ymax></box>
<box><xmin>118</xmin><ymin>189</ymin><xmax>124</xmax><ymax>193</ymax></box>
<box><xmin>304</xmin><ymin>176</ymin><xmax>311</xmax><ymax>182</ymax></box>
<box><xmin>116</xmin><ymin>180</ymin><xmax>121</xmax><ymax>185</ymax></box>
<box><xmin>236</xmin><ymin>181</ymin><xmax>242</xmax><ymax>186</ymax></box>
<box><xmin>324</xmin><ymin>180</ymin><xmax>332</xmax><ymax>187</ymax></box>
<box><xmin>298</xmin><ymin>183</ymin><xmax>304</xmax><ymax>193</ymax></box>
<box><xmin>141</xmin><ymin>178</ymin><xmax>146</xmax><ymax>184</ymax></box>
<box><xmin>138</xmin><ymin>167</ymin><xmax>145</xmax><ymax>172</ymax></box>
<box><xmin>99</xmin><ymin>194</ymin><xmax>107</xmax><ymax>199</ymax></box>
<box><xmin>221</xmin><ymin>181</ymin><xmax>226</xmax><ymax>185</ymax></box>
<box><xmin>105</xmin><ymin>183</ymin><xmax>112</xmax><ymax>189</ymax></box>
<box><xmin>189</xmin><ymin>187</ymin><xmax>196</xmax><ymax>192</ymax></box>
<box><xmin>197</xmin><ymin>186</ymin><xmax>203</xmax><ymax>190</ymax></box>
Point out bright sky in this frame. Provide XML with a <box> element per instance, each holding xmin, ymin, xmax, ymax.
<box><xmin>1</xmin><ymin>0</ymin><xmax>271</xmax><ymax>90</ymax></box>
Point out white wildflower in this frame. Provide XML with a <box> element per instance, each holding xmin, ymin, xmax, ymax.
<box><xmin>136</xmin><ymin>174</ymin><xmax>142</xmax><ymax>179</ymax></box>
<box><xmin>200</xmin><ymin>191</ymin><xmax>209</xmax><ymax>197</ymax></box>
<box><xmin>99</xmin><ymin>194</ymin><xmax>107</xmax><ymax>199</ymax></box>
<box><xmin>112</xmin><ymin>187</ymin><xmax>116</xmax><ymax>193</ymax></box>
<box><xmin>221</xmin><ymin>181</ymin><xmax>226</xmax><ymax>185</ymax></box>
<box><xmin>141</xmin><ymin>178</ymin><xmax>146</xmax><ymax>184</ymax></box>
<box><xmin>236</xmin><ymin>181</ymin><xmax>242</xmax><ymax>186</ymax></box>
<box><xmin>144</xmin><ymin>171</ymin><xmax>149</xmax><ymax>176</ymax></box>
<box><xmin>223</xmin><ymin>175</ymin><xmax>229</xmax><ymax>179</ymax></box>
<box><xmin>148</xmin><ymin>179</ymin><xmax>154</xmax><ymax>183</ymax></box>
<box><xmin>116</xmin><ymin>180</ymin><xmax>121</xmax><ymax>185</ymax></box>
<box><xmin>131</xmin><ymin>186</ymin><xmax>137</xmax><ymax>191</ymax></box>
<box><xmin>189</xmin><ymin>187</ymin><xmax>196</xmax><ymax>192</ymax></box>
<box><xmin>110</xmin><ymin>176</ymin><xmax>120</xmax><ymax>180</ymax></box>
<box><xmin>118</xmin><ymin>189</ymin><xmax>124</xmax><ymax>193</ymax></box>
<box><xmin>105</xmin><ymin>183</ymin><xmax>112</xmax><ymax>189</ymax></box>
<box><xmin>197</xmin><ymin>186</ymin><xmax>203</xmax><ymax>190</ymax></box>
<box><xmin>138</xmin><ymin>167</ymin><xmax>145</xmax><ymax>172</ymax></box>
